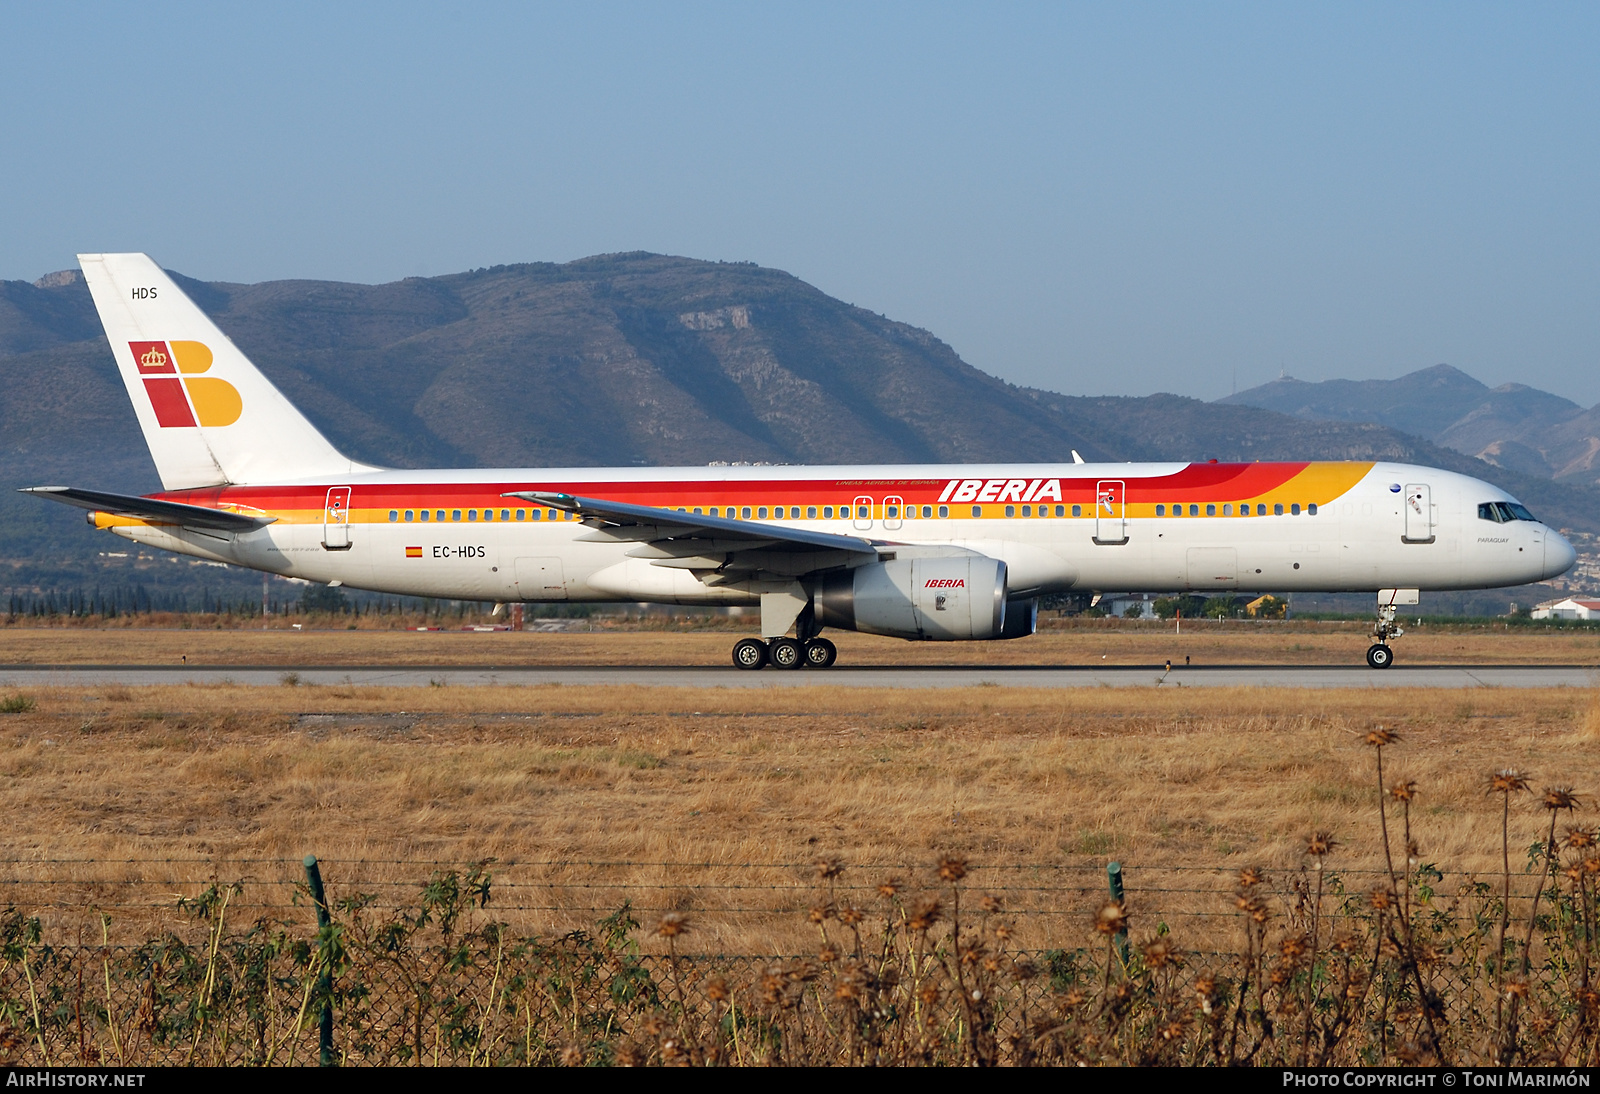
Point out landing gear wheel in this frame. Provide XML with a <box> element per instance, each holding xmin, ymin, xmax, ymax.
<box><xmin>732</xmin><ymin>638</ymin><xmax>769</xmax><ymax>670</ymax></box>
<box><xmin>1366</xmin><ymin>643</ymin><xmax>1394</xmax><ymax>670</ymax></box>
<box><xmin>769</xmin><ymin>637</ymin><xmax>803</xmax><ymax>670</ymax></box>
<box><xmin>803</xmin><ymin>637</ymin><xmax>838</xmax><ymax>668</ymax></box>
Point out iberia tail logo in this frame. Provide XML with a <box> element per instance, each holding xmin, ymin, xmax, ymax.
<box><xmin>129</xmin><ymin>341</ymin><xmax>241</xmax><ymax>428</ymax></box>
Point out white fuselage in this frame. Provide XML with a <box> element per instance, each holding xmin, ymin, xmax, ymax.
<box><xmin>102</xmin><ymin>460</ymin><xmax>1575</xmax><ymax>606</ymax></box>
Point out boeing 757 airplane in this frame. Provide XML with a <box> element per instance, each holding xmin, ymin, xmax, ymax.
<box><xmin>22</xmin><ymin>254</ymin><xmax>1578</xmax><ymax>669</ymax></box>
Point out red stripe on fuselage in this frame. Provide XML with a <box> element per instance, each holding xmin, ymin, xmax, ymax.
<box><xmin>151</xmin><ymin>462</ymin><xmax>1326</xmax><ymax>515</ymax></box>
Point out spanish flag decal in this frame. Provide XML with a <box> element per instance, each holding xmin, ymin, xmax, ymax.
<box><xmin>405</xmin><ymin>546</ymin><xmax>423</xmax><ymax>558</ymax></box>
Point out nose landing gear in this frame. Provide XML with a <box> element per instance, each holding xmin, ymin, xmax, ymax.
<box><xmin>1366</xmin><ymin>600</ymin><xmax>1404</xmax><ymax>669</ymax></box>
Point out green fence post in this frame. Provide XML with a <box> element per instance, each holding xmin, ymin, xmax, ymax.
<box><xmin>303</xmin><ymin>854</ymin><xmax>335</xmax><ymax>1067</ymax></box>
<box><xmin>1106</xmin><ymin>861</ymin><xmax>1131</xmax><ymax>969</ymax></box>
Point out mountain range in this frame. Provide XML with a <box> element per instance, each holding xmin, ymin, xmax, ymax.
<box><xmin>1</xmin><ymin>252</ymin><xmax>1595</xmax><ymax>610</ymax></box>
<box><xmin>1222</xmin><ymin>365</ymin><xmax>1600</xmax><ymax>485</ymax></box>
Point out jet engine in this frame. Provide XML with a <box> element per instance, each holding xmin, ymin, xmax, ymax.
<box><xmin>814</xmin><ymin>556</ymin><xmax>1008</xmax><ymax>640</ymax></box>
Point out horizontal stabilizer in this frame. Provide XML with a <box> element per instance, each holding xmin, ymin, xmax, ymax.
<box><xmin>20</xmin><ymin>486</ymin><xmax>275</xmax><ymax>533</ymax></box>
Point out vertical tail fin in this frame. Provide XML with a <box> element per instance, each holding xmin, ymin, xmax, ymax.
<box><xmin>78</xmin><ymin>253</ymin><xmax>375</xmax><ymax>489</ymax></box>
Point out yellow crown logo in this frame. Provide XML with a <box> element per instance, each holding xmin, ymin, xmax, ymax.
<box><xmin>140</xmin><ymin>346</ymin><xmax>168</xmax><ymax>369</ymax></box>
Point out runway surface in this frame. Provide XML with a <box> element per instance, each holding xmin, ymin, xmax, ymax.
<box><xmin>2</xmin><ymin>663</ymin><xmax>1595</xmax><ymax>688</ymax></box>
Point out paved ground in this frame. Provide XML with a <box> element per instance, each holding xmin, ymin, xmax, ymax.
<box><xmin>2</xmin><ymin>663</ymin><xmax>1595</xmax><ymax>689</ymax></box>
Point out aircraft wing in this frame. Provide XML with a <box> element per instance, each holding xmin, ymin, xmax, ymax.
<box><xmin>20</xmin><ymin>486</ymin><xmax>276</xmax><ymax>533</ymax></box>
<box><xmin>504</xmin><ymin>490</ymin><xmax>879</xmax><ymax>580</ymax></box>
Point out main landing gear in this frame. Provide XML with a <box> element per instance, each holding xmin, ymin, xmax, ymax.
<box><xmin>1366</xmin><ymin>602</ymin><xmax>1405</xmax><ymax>670</ymax></box>
<box><xmin>731</xmin><ymin>636</ymin><xmax>838</xmax><ymax>670</ymax></box>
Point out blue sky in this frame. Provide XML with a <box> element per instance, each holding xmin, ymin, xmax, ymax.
<box><xmin>5</xmin><ymin>4</ymin><xmax>1599</xmax><ymax>405</ymax></box>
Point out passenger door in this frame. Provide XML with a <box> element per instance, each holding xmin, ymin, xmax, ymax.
<box><xmin>1403</xmin><ymin>484</ymin><xmax>1435</xmax><ymax>544</ymax></box>
<box><xmin>322</xmin><ymin>487</ymin><xmax>352</xmax><ymax>550</ymax></box>
<box><xmin>1093</xmin><ymin>480</ymin><xmax>1127</xmax><ymax>545</ymax></box>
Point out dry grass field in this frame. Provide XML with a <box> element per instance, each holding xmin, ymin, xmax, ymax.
<box><xmin>1</xmin><ymin>676</ymin><xmax>1598</xmax><ymax>954</ymax></box>
<box><xmin>1</xmin><ymin>619</ymin><xmax>1598</xmax><ymax>667</ymax></box>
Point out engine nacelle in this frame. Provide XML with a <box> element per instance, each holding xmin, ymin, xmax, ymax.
<box><xmin>999</xmin><ymin>597</ymin><xmax>1038</xmax><ymax>640</ymax></box>
<box><xmin>815</xmin><ymin>557</ymin><xmax>1008</xmax><ymax>640</ymax></box>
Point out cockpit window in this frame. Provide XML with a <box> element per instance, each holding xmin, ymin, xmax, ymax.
<box><xmin>1478</xmin><ymin>501</ymin><xmax>1539</xmax><ymax>524</ymax></box>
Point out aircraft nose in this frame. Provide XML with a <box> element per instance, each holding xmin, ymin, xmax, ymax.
<box><xmin>1545</xmin><ymin>530</ymin><xmax>1578</xmax><ymax>579</ymax></box>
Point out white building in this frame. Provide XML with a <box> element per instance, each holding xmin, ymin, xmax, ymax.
<box><xmin>1096</xmin><ymin>592</ymin><xmax>1161</xmax><ymax>619</ymax></box>
<box><xmin>1531</xmin><ymin>597</ymin><xmax>1600</xmax><ymax>620</ymax></box>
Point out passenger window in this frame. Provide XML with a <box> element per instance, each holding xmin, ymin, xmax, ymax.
<box><xmin>467</xmin><ymin>510</ymin><xmax>477</xmax><ymax>521</ymax></box>
<box><xmin>484</xmin><ymin>510</ymin><xmax>493</xmax><ymax>521</ymax></box>
<box><xmin>530</xmin><ymin>509</ymin><xmax>540</xmax><ymax>520</ymax></box>
<box><xmin>709</xmin><ymin>508</ymin><xmax>719</xmax><ymax>517</ymax></box>
<box><xmin>1206</xmin><ymin>504</ymin><xmax>1216</xmax><ymax>516</ymax></box>
<box><xmin>1071</xmin><ymin>504</ymin><xmax>1082</xmax><ymax>517</ymax></box>
<box><xmin>1307</xmin><ymin>504</ymin><xmax>1317</xmax><ymax>516</ymax></box>
<box><xmin>516</xmin><ymin>509</ymin><xmax>525</xmax><ymax>521</ymax></box>
<box><xmin>741</xmin><ymin>507</ymin><xmax>752</xmax><ymax>519</ymax></box>
<box><xmin>454</xmin><ymin>510</ymin><xmax>463</xmax><ymax>522</ymax></box>
<box><xmin>823</xmin><ymin>506</ymin><xmax>833</xmax><ymax>519</ymax></box>
<box><xmin>922</xmin><ymin>506</ymin><xmax>931</xmax><ymax>518</ymax></box>
<box><xmin>1156</xmin><ymin>504</ymin><xmax>1165</xmax><ymax>516</ymax></box>
<box><xmin>547</xmin><ymin>510</ymin><xmax>557</xmax><ymax>521</ymax></box>
<box><xmin>1005</xmin><ymin>505</ymin><xmax>1016</xmax><ymax>518</ymax></box>
<box><xmin>1054</xmin><ymin>505</ymin><xmax>1064</xmax><ymax>517</ymax></box>
<box><xmin>937</xmin><ymin>505</ymin><xmax>948</xmax><ymax>518</ymax></box>
<box><xmin>971</xmin><ymin>506</ymin><xmax>982</xmax><ymax>518</ymax></box>
<box><xmin>1222</xmin><ymin>504</ymin><xmax>1232</xmax><ymax>515</ymax></box>
<box><xmin>437</xmin><ymin>510</ymin><xmax>446</xmax><ymax>522</ymax></box>
<box><xmin>886</xmin><ymin>505</ymin><xmax>898</xmax><ymax>518</ymax></box>
<box><xmin>1291</xmin><ymin>504</ymin><xmax>1301</xmax><ymax>515</ymax></box>
<box><xmin>1021</xmin><ymin>505</ymin><xmax>1031</xmax><ymax>516</ymax></box>
<box><xmin>808</xmin><ymin>506</ymin><xmax>818</xmax><ymax>518</ymax></box>
<box><xmin>756</xmin><ymin>507</ymin><xmax>767</xmax><ymax>519</ymax></box>
<box><xmin>388</xmin><ymin>510</ymin><xmax>398</xmax><ymax>522</ymax></box>
<box><xmin>858</xmin><ymin>505</ymin><xmax>870</xmax><ymax>519</ymax></box>
<box><xmin>1274</xmin><ymin>504</ymin><xmax>1284</xmax><ymax>516</ymax></box>
<box><xmin>404</xmin><ymin>510</ymin><xmax>414</xmax><ymax>522</ymax></box>
<box><xmin>1188</xmin><ymin>504</ymin><xmax>1199</xmax><ymax>516</ymax></box>
<box><xmin>420</xmin><ymin>510</ymin><xmax>430</xmax><ymax>522</ymax></box>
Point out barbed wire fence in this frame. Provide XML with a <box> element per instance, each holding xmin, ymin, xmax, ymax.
<box><xmin>0</xmin><ymin>854</ymin><xmax>1592</xmax><ymax>1066</ymax></box>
